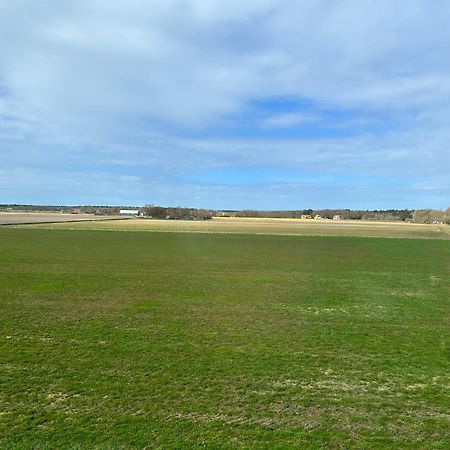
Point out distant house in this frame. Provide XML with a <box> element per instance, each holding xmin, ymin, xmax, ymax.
<box><xmin>301</xmin><ymin>214</ymin><xmax>312</xmax><ymax>219</ymax></box>
<box><xmin>314</xmin><ymin>215</ymin><xmax>322</xmax><ymax>220</ymax></box>
<box><xmin>333</xmin><ymin>214</ymin><xmax>341</xmax><ymax>220</ymax></box>
<box><xmin>119</xmin><ymin>209</ymin><xmax>140</xmax><ymax>216</ymax></box>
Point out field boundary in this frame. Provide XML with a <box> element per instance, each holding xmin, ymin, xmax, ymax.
<box><xmin>0</xmin><ymin>216</ymin><xmax>133</xmax><ymax>226</ymax></box>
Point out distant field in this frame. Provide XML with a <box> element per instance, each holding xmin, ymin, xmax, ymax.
<box><xmin>0</xmin><ymin>227</ymin><xmax>449</xmax><ymax>448</ymax></box>
<box><xmin>23</xmin><ymin>215</ymin><xmax>450</xmax><ymax>239</ymax></box>
<box><xmin>0</xmin><ymin>212</ymin><xmax>126</xmax><ymax>225</ymax></box>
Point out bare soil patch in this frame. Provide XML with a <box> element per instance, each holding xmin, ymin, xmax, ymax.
<box><xmin>0</xmin><ymin>212</ymin><xmax>127</xmax><ymax>225</ymax></box>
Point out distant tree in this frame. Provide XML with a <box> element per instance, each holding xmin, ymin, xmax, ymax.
<box><xmin>398</xmin><ymin>209</ymin><xmax>413</xmax><ymax>221</ymax></box>
<box><xmin>144</xmin><ymin>205</ymin><xmax>166</xmax><ymax>219</ymax></box>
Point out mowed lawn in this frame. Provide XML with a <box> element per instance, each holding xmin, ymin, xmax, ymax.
<box><xmin>0</xmin><ymin>228</ymin><xmax>449</xmax><ymax>449</ymax></box>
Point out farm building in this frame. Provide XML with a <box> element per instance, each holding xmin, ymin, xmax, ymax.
<box><xmin>314</xmin><ymin>215</ymin><xmax>322</xmax><ymax>220</ymax></box>
<box><xmin>333</xmin><ymin>214</ymin><xmax>342</xmax><ymax>220</ymax></box>
<box><xmin>119</xmin><ymin>209</ymin><xmax>141</xmax><ymax>216</ymax></box>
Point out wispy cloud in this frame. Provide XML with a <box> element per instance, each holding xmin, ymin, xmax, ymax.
<box><xmin>261</xmin><ymin>112</ymin><xmax>318</xmax><ymax>128</ymax></box>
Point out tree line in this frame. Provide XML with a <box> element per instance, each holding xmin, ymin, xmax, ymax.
<box><xmin>2</xmin><ymin>204</ymin><xmax>449</xmax><ymax>223</ymax></box>
<box><xmin>412</xmin><ymin>208</ymin><xmax>450</xmax><ymax>224</ymax></box>
<box><xmin>225</xmin><ymin>208</ymin><xmax>415</xmax><ymax>221</ymax></box>
<box><xmin>143</xmin><ymin>205</ymin><xmax>213</xmax><ymax>220</ymax></box>
<box><xmin>225</xmin><ymin>208</ymin><xmax>450</xmax><ymax>223</ymax></box>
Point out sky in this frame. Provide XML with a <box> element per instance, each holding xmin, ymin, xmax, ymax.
<box><xmin>0</xmin><ymin>0</ymin><xmax>449</xmax><ymax>210</ymax></box>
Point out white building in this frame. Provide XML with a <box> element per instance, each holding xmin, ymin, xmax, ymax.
<box><xmin>119</xmin><ymin>209</ymin><xmax>140</xmax><ymax>216</ymax></box>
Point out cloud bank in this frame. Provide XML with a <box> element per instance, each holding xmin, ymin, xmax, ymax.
<box><xmin>0</xmin><ymin>0</ymin><xmax>449</xmax><ymax>208</ymax></box>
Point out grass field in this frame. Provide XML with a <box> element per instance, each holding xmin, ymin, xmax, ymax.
<box><xmin>1</xmin><ymin>225</ymin><xmax>449</xmax><ymax>448</ymax></box>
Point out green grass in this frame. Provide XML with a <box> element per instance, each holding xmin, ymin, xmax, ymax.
<box><xmin>0</xmin><ymin>228</ymin><xmax>449</xmax><ymax>449</ymax></box>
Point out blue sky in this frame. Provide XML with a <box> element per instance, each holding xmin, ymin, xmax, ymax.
<box><xmin>0</xmin><ymin>0</ymin><xmax>449</xmax><ymax>209</ymax></box>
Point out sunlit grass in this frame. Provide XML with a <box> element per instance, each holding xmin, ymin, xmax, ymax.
<box><xmin>21</xmin><ymin>216</ymin><xmax>450</xmax><ymax>239</ymax></box>
<box><xmin>1</xmin><ymin>228</ymin><xmax>449</xmax><ymax>448</ymax></box>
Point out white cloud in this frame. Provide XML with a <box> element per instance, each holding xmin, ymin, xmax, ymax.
<box><xmin>261</xmin><ymin>112</ymin><xmax>318</xmax><ymax>128</ymax></box>
<box><xmin>2</xmin><ymin>0</ymin><xmax>449</xmax><ymax>128</ymax></box>
<box><xmin>0</xmin><ymin>0</ymin><xmax>449</xmax><ymax>207</ymax></box>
